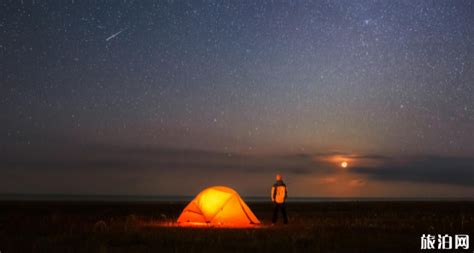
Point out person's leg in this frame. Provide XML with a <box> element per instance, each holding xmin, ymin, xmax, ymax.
<box><xmin>281</xmin><ymin>203</ymin><xmax>288</xmax><ymax>224</ymax></box>
<box><xmin>272</xmin><ymin>203</ymin><xmax>279</xmax><ymax>224</ymax></box>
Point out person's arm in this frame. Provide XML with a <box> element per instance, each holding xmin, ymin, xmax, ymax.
<box><xmin>271</xmin><ymin>186</ymin><xmax>275</xmax><ymax>202</ymax></box>
<box><xmin>285</xmin><ymin>186</ymin><xmax>288</xmax><ymax>201</ymax></box>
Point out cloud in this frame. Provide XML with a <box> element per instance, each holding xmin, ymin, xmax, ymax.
<box><xmin>0</xmin><ymin>144</ymin><xmax>332</xmax><ymax>175</ymax></box>
<box><xmin>349</xmin><ymin>179</ymin><xmax>366</xmax><ymax>187</ymax></box>
<box><xmin>0</xmin><ymin>143</ymin><xmax>338</xmax><ymax>194</ymax></box>
<box><xmin>321</xmin><ymin>177</ymin><xmax>337</xmax><ymax>184</ymax></box>
<box><xmin>351</xmin><ymin>155</ymin><xmax>474</xmax><ymax>187</ymax></box>
<box><xmin>2</xmin><ymin>143</ymin><xmax>472</xmax><ymax>190</ymax></box>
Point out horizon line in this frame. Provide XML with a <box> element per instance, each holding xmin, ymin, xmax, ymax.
<box><xmin>1</xmin><ymin>193</ymin><xmax>473</xmax><ymax>202</ymax></box>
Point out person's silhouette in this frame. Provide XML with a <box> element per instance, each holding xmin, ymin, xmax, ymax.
<box><xmin>271</xmin><ymin>174</ymin><xmax>288</xmax><ymax>224</ymax></box>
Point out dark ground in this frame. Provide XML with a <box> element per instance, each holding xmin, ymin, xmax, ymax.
<box><xmin>0</xmin><ymin>201</ymin><xmax>473</xmax><ymax>252</ymax></box>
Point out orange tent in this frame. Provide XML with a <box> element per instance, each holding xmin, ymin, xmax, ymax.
<box><xmin>177</xmin><ymin>186</ymin><xmax>260</xmax><ymax>227</ymax></box>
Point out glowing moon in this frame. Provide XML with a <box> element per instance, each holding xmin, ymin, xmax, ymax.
<box><xmin>341</xmin><ymin>161</ymin><xmax>348</xmax><ymax>168</ymax></box>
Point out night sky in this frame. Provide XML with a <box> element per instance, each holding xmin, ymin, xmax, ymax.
<box><xmin>1</xmin><ymin>1</ymin><xmax>473</xmax><ymax>197</ymax></box>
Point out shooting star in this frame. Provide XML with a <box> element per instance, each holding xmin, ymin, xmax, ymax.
<box><xmin>106</xmin><ymin>28</ymin><xmax>127</xmax><ymax>42</ymax></box>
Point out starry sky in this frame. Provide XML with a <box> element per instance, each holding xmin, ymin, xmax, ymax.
<box><xmin>1</xmin><ymin>0</ymin><xmax>473</xmax><ymax>198</ymax></box>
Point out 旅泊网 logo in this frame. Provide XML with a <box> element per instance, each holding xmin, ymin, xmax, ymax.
<box><xmin>421</xmin><ymin>234</ymin><xmax>469</xmax><ymax>250</ymax></box>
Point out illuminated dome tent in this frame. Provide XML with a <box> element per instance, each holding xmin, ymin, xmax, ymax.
<box><xmin>177</xmin><ymin>186</ymin><xmax>260</xmax><ymax>227</ymax></box>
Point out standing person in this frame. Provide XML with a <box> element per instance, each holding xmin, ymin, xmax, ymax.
<box><xmin>271</xmin><ymin>174</ymin><xmax>288</xmax><ymax>224</ymax></box>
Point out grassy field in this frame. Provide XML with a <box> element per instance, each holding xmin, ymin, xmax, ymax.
<box><xmin>0</xmin><ymin>201</ymin><xmax>473</xmax><ymax>252</ymax></box>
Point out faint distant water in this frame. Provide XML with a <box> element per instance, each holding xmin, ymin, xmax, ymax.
<box><xmin>0</xmin><ymin>194</ymin><xmax>472</xmax><ymax>202</ymax></box>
